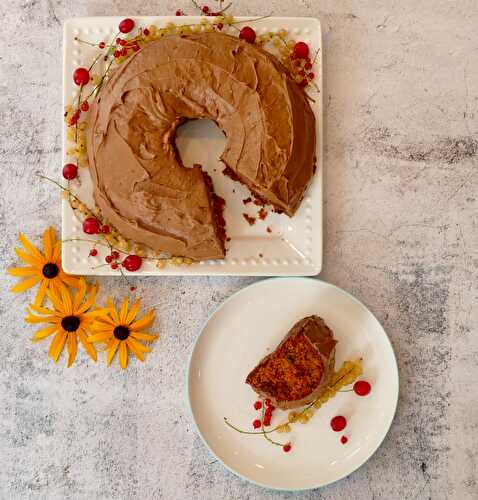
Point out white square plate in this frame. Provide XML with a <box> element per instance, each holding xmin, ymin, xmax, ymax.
<box><xmin>62</xmin><ymin>16</ymin><xmax>323</xmax><ymax>276</ymax></box>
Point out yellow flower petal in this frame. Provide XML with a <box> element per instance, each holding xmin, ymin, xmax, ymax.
<box><xmin>11</xmin><ymin>276</ymin><xmax>40</xmax><ymax>293</ymax></box>
<box><xmin>58</xmin><ymin>271</ymin><xmax>80</xmax><ymax>289</ymax></box>
<box><xmin>130</xmin><ymin>331</ymin><xmax>158</xmax><ymax>342</ymax></box>
<box><xmin>88</xmin><ymin>331</ymin><xmax>112</xmax><ymax>343</ymax></box>
<box><xmin>129</xmin><ymin>310</ymin><xmax>155</xmax><ymax>331</ymax></box>
<box><xmin>67</xmin><ymin>333</ymin><xmax>78</xmax><ymax>367</ymax></box>
<box><xmin>19</xmin><ymin>233</ymin><xmax>44</xmax><ymax>261</ymax></box>
<box><xmin>107</xmin><ymin>338</ymin><xmax>120</xmax><ymax>365</ymax></box>
<box><xmin>7</xmin><ymin>266</ymin><xmax>38</xmax><ymax>277</ymax></box>
<box><xmin>25</xmin><ymin>313</ymin><xmax>57</xmax><ymax>324</ymax></box>
<box><xmin>126</xmin><ymin>338</ymin><xmax>145</xmax><ymax>361</ymax></box>
<box><xmin>32</xmin><ymin>325</ymin><xmax>58</xmax><ymax>342</ymax></box>
<box><xmin>126</xmin><ymin>300</ymin><xmax>141</xmax><ymax>325</ymax></box>
<box><xmin>48</xmin><ymin>330</ymin><xmax>67</xmax><ymax>362</ymax></box>
<box><xmin>73</xmin><ymin>279</ymin><xmax>87</xmax><ymax>312</ymax></box>
<box><xmin>81</xmin><ymin>308</ymin><xmax>111</xmax><ymax>319</ymax></box>
<box><xmin>45</xmin><ymin>286</ymin><xmax>66</xmax><ymax>314</ymax></box>
<box><xmin>78</xmin><ymin>328</ymin><xmax>97</xmax><ymax>362</ymax></box>
<box><xmin>119</xmin><ymin>341</ymin><xmax>128</xmax><ymax>369</ymax></box>
<box><xmin>107</xmin><ymin>297</ymin><xmax>120</xmax><ymax>323</ymax></box>
<box><xmin>15</xmin><ymin>247</ymin><xmax>42</xmax><ymax>267</ymax></box>
<box><xmin>119</xmin><ymin>298</ymin><xmax>129</xmax><ymax>324</ymax></box>
<box><xmin>52</xmin><ymin>241</ymin><xmax>61</xmax><ymax>263</ymax></box>
<box><xmin>59</xmin><ymin>284</ymin><xmax>73</xmax><ymax>315</ymax></box>
<box><xmin>29</xmin><ymin>303</ymin><xmax>54</xmax><ymax>315</ymax></box>
<box><xmin>76</xmin><ymin>282</ymin><xmax>98</xmax><ymax>314</ymax></box>
<box><xmin>34</xmin><ymin>279</ymin><xmax>48</xmax><ymax>306</ymax></box>
<box><xmin>43</xmin><ymin>227</ymin><xmax>55</xmax><ymax>261</ymax></box>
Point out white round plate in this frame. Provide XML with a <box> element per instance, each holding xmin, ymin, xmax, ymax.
<box><xmin>187</xmin><ymin>278</ymin><xmax>399</xmax><ymax>491</ymax></box>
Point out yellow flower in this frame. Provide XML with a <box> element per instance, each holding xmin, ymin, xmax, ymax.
<box><xmin>8</xmin><ymin>227</ymin><xmax>80</xmax><ymax>306</ymax></box>
<box><xmin>25</xmin><ymin>279</ymin><xmax>108</xmax><ymax>366</ymax></box>
<box><xmin>89</xmin><ymin>298</ymin><xmax>158</xmax><ymax>369</ymax></box>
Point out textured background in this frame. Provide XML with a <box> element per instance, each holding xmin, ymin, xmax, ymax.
<box><xmin>1</xmin><ymin>1</ymin><xmax>477</xmax><ymax>499</ymax></box>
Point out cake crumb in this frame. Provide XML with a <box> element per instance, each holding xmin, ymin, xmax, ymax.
<box><xmin>259</xmin><ymin>253</ymin><xmax>263</xmax><ymax>258</ymax></box>
<box><xmin>243</xmin><ymin>213</ymin><xmax>256</xmax><ymax>226</ymax></box>
<box><xmin>266</xmin><ymin>226</ymin><xmax>272</xmax><ymax>233</ymax></box>
<box><xmin>243</xmin><ymin>197</ymin><xmax>252</xmax><ymax>205</ymax></box>
<box><xmin>253</xmin><ymin>198</ymin><xmax>266</xmax><ymax>207</ymax></box>
<box><xmin>258</xmin><ymin>208</ymin><xmax>267</xmax><ymax>220</ymax></box>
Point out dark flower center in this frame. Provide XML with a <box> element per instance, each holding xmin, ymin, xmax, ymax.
<box><xmin>114</xmin><ymin>325</ymin><xmax>130</xmax><ymax>340</ymax></box>
<box><xmin>42</xmin><ymin>263</ymin><xmax>59</xmax><ymax>279</ymax></box>
<box><xmin>61</xmin><ymin>315</ymin><xmax>80</xmax><ymax>332</ymax></box>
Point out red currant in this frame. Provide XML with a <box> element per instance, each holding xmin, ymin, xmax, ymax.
<box><xmin>299</xmin><ymin>69</ymin><xmax>306</xmax><ymax>77</ymax></box>
<box><xmin>83</xmin><ymin>217</ymin><xmax>100</xmax><ymax>234</ymax></box>
<box><xmin>330</xmin><ymin>416</ymin><xmax>347</xmax><ymax>432</ymax></box>
<box><xmin>111</xmin><ymin>251</ymin><xmax>119</xmax><ymax>259</ymax></box>
<box><xmin>99</xmin><ymin>41</ymin><xmax>106</xmax><ymax>49</ymax></box>
<box><xmin>217</xmin><ymin>23</ymin><xmax>224</xmax><ymax>30</ymax></box>
<box><xmin>253</xmin><ymin>419</ymin><xmax>261</xmax><ymax>429</ymax></box>
<box><xmin>253</xmin><ymin>401</ymin><xmax>262</xmax><ymax>410</ymax></box>
<box><xmin>283</xmin><ymin>443</ymin><xmax>292</xmax><ymax>453</ymax></box>
<box><xmin>89</xmin><ymin>248</ymin><xmax>98</xmax><ymax>257</ymax></box>
<box><xmin>293</xmin><ymin>41</ymin><xmax>310</xmax><ymax>59</ymax></box>
<box><xmin>73</xmin><ymin>67</ymin><xmax>90</xmax><ymax>86</ymax></box>
<box><xmin>100</xmin><ymin>225</ymin><xmax>110</xmax><ymax>234</ymax></box>
<box><xmin>305</xmin><ymin>61</ymin><xmax>312</xmax><ymax>70</ymax></box>
<box><xmin>114</xmin><ymin>50</ymin><xmax>121</xmax><ymax>58</ymax></box>
<box><xmin>308</xmin><ymin>72</ymin><xmax>315</xmax><ymax>80</ymax></box>
<box><xmin>80</xmin><ymin>101</ymin><xmax>89</xmax><ymax>112</ymax></box>
<box><xmin>62</xmin><ymin>163</ymin><xmax>78</xmax><ymax>180</ymax></box>
<box><xmin>69</xmin><ymin>111</ymin><xmax>80</xmax><ymax>125</ymax></box>
<box><xmin>353</xmin><ymin>380</ymin><xmax>372</xmax><ymax>396</ymax></box>
<box><xmin>175</xmin><ymin>10</ymin><xmax>183</xmax><ymax>16</ymax></box>
<box><xmin>122</xmin><ymin>254</ymin><xmax>142</xmax><ymax>272</ymax></box>
<box><xmin>263</xmin><ymin>416</ymin><xmax>271</xmax><ymax>426</ymax></box>
<box><xmin>119</xmin><ymin>18</ymin><xmax>135</xmax><ymax>34</ymax></box>
<box><xmin>341</xmin><ymin>436</ymin><xmax>348</xmax><ymax>444</ymax></box>
<box><xmin>105</xmin><ymin>255</ymin><xmax>113</xmax><ymax>264</ymax></box>
<box><xmin>264</xmin><ymin>399</ymin><xmax>272</xmax><ymax>407</ymax></box>
<box><xmin>143</xmin><ymin>28</ymin><xmax>150</xmax><ymax>36</ymax></box>
<box><xmin>111</xmin><ymin>262</ymin><xmax>119</xmax><ymax>270</ymax></box>
<box><xmin>130</xmin><ymin>286</ymin><xmax>137</xmax><ymax>292</ymax></box>
<box><xmin>133</xmin><ymin>44</ymin><xmax>140</xmax><ymax>52</ymax></box>
<box><xmin>239</xmin><ymin>26</ymin><xmax>256</xmax><ymax>44</ymax></box>
<box><xmin>120</xmin><ymin>47</ymin><xmax>128</xmax><ymax>57</ymax></box>
<box><xmin>265</xmin><ymin>407</ymin><xmax>273</xmax><ymax>418</ymax></box>
<box><xmin>299</xmin><ymin>79</ymin><xmax>308</xmax><ymax>88</ymax></box>
<box><xmin>202</xmin><ymin>5</ymin><xmax>209</xmax><ymax>13</ymax></box>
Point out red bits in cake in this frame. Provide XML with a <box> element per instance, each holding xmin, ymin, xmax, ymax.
<box><xmin>239</xmin><ymin>26</ymin><xmax>256</xmax><ymax>44</ymax></box>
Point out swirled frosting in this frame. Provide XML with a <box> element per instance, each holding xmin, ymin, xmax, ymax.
<box><xmin>87</xmin><ymin>32</ymin><xmax>316</xmax><ymax>260</ymax></box>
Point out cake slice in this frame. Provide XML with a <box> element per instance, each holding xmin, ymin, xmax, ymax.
<box><xmin>245</xmin><ymin>316</ymin><xmax>337</xmax><ymax>409</ymax></box>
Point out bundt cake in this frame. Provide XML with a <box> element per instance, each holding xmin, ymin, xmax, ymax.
<box><xmin>246</xmin><ymin>316</ymin><xmax>337</xmax><ymax>409</ymax></box>
<box><xmin>87</xmin><ymin>32</ymin><xmax>316</xmax><ymax>260</ymax></box>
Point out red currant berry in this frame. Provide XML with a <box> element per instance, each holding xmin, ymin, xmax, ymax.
<box><xmin>83</xmin><ymin>217</ymin><xmax>100</xmax><ymax>234</ymax></box>
<box><xmin>73</xmin><ymin>67</ymin><xmax>90</xmax><ymax>86</ymax></box>
<box><xmin>308</xmin><ymin>72</ymin><xmax>315</xmax><ymax>80</ymax></box>
<box><xmin>62</xmin><ymin>163</ymin><xmax>78</xmax><ymax>180</ymax></box>
<box><xmin>119</xmin><ymin>18</ymin><xmax>135</xmax><ymax>34</ymax></box>
<box><xmin>80</xmin><ymin>101</ymin><xmax>89</xmax><ymax>112</ymax></box>
<box><xmin>253</xmin><ymin>419</ymin><xmax>261</xmax><ymax>429</ymax></box>
<box><xmin>299</xmin><ymin>79</ymin><xmax>308</xmax><ymax>88</ymax></box>
<box><xmin>121</xmin><ymin>47</ymin><xmax>128</xmax><ymax>57</ymax></box>
<box><xmin>265</xmin><ymin>407</ymin><xmax>273</xmax><ymax>417</ymax></box>
<box><xmin>111</xmin><ymin>262</ymin><xmax>119</xmax><ymax>270</ymax></box>
<box><xmin>283</xmin><ymin>443</ymin><xmax>292</xmax><ymax>453</ymax></box>
<box><xmin>99</xmin><ymin>41</ymin><xmax>106</xmax><ymax>49</ymax></box>
<box><xmin>353</xmin><ymin>380</ymin><xmax>372</xmax><ymax>396</ymax></box>
<box><xmin>114</xmin><ymin>50</ymin><xmax>121</xmax><ymax>58</ymax></box>
<box><xmin>105</xmin><ymin>255</ymin><xmax>113</xmax><ymax>264</ymax></box>
<box><xmin>130</xmin><ymin>286</ymin><xmax>137</xmax><ymax>292</ymax></box>
<box><xmin>119</xmin><ymin>38</ymin><xmax>127</xmax><ymax>46</ymax></box>
<box><xmin>330</xmin><ymin>415</ymin><xmax>347</xmax><ymax>432</ymax></box>
<box><xmin>89</xmin><ymin>248</ymin><xmax>98</xmax><ymax>257</ymax></box>
<box><xmin>264</xmin><ymin>399</ymin><xmax>272</xmax><ymax>407</ymax></box>
<box><xmin>133</xmin><ymin>44</ymin><xmax>140</xmax><ymax>52</ymax></box>
<box><xmin>341</xmin><ymin>436</ymin><xmax>348</xmax><ymax>444</ymax></box>
<box><xmin>111</xmin><ymin>251</ymin><xmax>119</xmax><ymax>259</ymax></box>
<box><xmin>263</xmin><ymin>416</ymin><xmax>271</xmax><ymax>426</ymax></box>
<box><xmin>217</xmin><ymin>23</ymin><xmax>224</xmax><ymax>30</ymax></box>
<box><xmin>143</xmin><ymin>28</ymin><xmax>150</xmax><ymax>36</ymax></box>
<box><xmin>239</xmin><ymin>26</ymin><xmax>256</xmax><ymax>44</ymax></box>
<box><xmin>299</xmin><ymin>69</ymin><xmax>306</xmax><ymax>77</ymax></box>
<box><xmin>202</xmin><ymin>5</ymin><xmax>209</xmax><ymax>13</ymax></box>
<box><xmin>69</xmin><ymin>111</ymin><xmax>80</xmax><ymax>126</ymax></box>
<box><xmin>304</xmin><ymin>61</ymin><xmax>312</xmax><ymax>70</ymax></box>
<box><xmin>122</xmin><ymin>254</ymin><xmax>142</xmax><ymax>272</ymax></box>
<box><xmin>293</xmin><ymin>41</ymin><xmax>310</xmax><ymax>59</ymax></box>
<box><xmin>253</xmin><ymin>401</ymin><xmax>262</xmax><ymax>410</ymax></box>
<box><xmin>100</xmin><ymin>225</ymin><xmax>110</xmax><ymax>234</ymax></box>
<box><xmin>175</xmin><ymin>10</ymin><xmax>183</xmax><ymax>16</ymax></box>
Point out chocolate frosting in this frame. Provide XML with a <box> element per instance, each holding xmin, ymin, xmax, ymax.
<box><xmin>87</xmin><ymin>32</ymin><xmax>316</xmax><ymax>260</ymax></box>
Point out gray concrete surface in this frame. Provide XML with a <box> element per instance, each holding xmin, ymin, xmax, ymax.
<box><xmin>1</xmin><ymin>1</ymin><xmax>477</xmax><ymax>499</ymax></box>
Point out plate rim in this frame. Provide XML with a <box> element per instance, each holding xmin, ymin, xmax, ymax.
<box><xmin>186</xmin><ymin>276</ymin><xmax>400</xmax><ymax>491</ymax></box>
<box><xmin>61</xmin><ymin>16</ymin><xmax>323</xmax><ymax>277</ymax></box>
